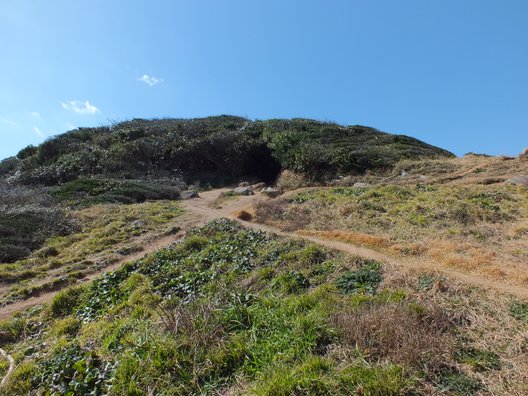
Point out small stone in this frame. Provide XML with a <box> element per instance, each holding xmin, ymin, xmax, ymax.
<box><xmin>251</xmin><ymin>182</ymin><xmax>266</xmax><ymax>190</ymax></box>
<box><xmin>233</xmin><ymin>186</ymin><xmax>254</xmax><ymax>196</ymax></box>
<box><xmin>506</xmin><ymin>176</ymin><xmax>528</xmax><ymax>186</ymax></box>
<box><xmin>353</xmin><ymin>182</ymin><xmax>370</xmax><ymax>188</ymax></box>
<box><xmin>261</xmin><ymin>187</ymin><xmax>282</xmax><ymax>198</ymax></box>
<box><xmin>180</xmin><ymin>190</ymin><xmax>200</xmax><ymax>199</ymax></box>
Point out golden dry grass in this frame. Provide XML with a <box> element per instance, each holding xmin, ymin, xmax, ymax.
<box><xmin>233</xmin><ymin>209</ymin><xmax>253</xmax><ymax>221</ymax></box>
<box><xmin>297</xmin><ymin>229</ymin><xmax>391</xmax><ymax>249</ymax></box>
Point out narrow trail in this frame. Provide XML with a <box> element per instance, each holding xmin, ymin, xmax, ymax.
<box><xmin>1</xmin><ymin>187</ymin><xmax>527</xmax><ymax>322</ymax></box>
<box><xmin>183</xmin><ymin>189</ymin><xmax>528</xmax><ymax>300</ymax></box>
<box><xmin>0</xmin><ymin>348</ymin><xmax>14</xmax><ymax>387</ymax></box>
<box><xmin>0</xmin><ymin>232</ymin><xmax>186</xmax><ymax>321</ymax></box>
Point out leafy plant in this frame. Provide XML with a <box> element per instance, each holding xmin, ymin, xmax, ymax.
<box><xmin>35</xmin><ymin>344</ymin><xmax>115</xmax><ymax>395</ymax></box>
<box><xmin>336</xmin><ymin>261</ymin><xmax>383</xmax><ymax>294</ymax></box>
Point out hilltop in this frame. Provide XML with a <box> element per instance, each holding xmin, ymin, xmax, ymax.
<box><xmin>0</xmin><ymin>116</ymin><xmax>453</xmax><ymax>187</ymax></box>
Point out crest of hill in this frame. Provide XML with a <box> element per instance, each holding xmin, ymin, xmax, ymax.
<box><xmin>1</xmin><ymin>115</ymin><xmax>453</xmax><ymax>186</ymax></box>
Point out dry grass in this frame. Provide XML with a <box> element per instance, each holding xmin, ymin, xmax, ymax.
<box><xmin>380</xmin><ymin>265</ymin><xmax>528</xmax><ymax>395</ymax></box>
<box><xmin>297</xmin><ymin>229</ymin><xmax>391</xmax><ymax>249</ymax></box>
<box><xmin>0</xmin><ymin>201</ymin><xmax>183</xmax><ymax>305</ymax></box>
<box><xmin>233</xmin><ymin>209</ymin><xmax>253</xmax><ymax>222</ymax></box>
<box><xmin>331</xmin><ymin>301</ymin><xmax>454</xmax><ymax>369</ymax></box>
<box><xmin>275</xmin><ymin>170</ymin><xmax>312</xmax><ymax>191</ymax></box>
<box><xmin>253</xmin><ymin>173</ymin><xmax>528</xmax><ymax>285</ymax></box>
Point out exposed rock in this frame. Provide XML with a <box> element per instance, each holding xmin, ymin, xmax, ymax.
<box><xmin>353</xmin><ymin>182</ymin><xmax>370</xmax><ymax>188</ymax></box>
<box><xmin>261</xmin><ymin>187</ymin><xmax>282</xmax><ymax>198</ymax></box>
<box><xmin>251</xmin><ymin>182</ymin><xmax>266</xmax><ymax>190</ymax></box>
<box><xmin>238</xmin><ymin>181</ymin><xmax>250</xmax><ymax>187</ymax></box>
<box><xmin>520</xmin><ymin>147</ymin><xmax>528</xmax><ymax>158</ymax></box>
<box><xmin>180</xmin><ymin>190</ymin><xmax>200</xmax><ymax>199</ymax></box>
<box><xmin>400</xmin><ymin>169</ymin><xmax>408</xmax><ymax>177</ymax></box>
<box><xmin>233</xmin><ymin>186</ymin><xmax>254</xmax><ymax>196</ymax></box>
<box><xmin>506</xmin><ymin>176</ymin><xmax>528</xmax><ymax>186</ymax></box>
<box><xmin>417</xmin><ymin>175</ymin><xmax>428</xmax><ymax>181</ymax></box>
<box><xmin>130</xmin><ymin>220</ymin><xmax>144</xmax><ymax>228</ymax></box>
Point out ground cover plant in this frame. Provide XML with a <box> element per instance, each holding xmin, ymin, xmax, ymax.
<box><xmin>1</xmin><ymin>219</ymin><xmax>525</xmax><ymax>395</ymax></box>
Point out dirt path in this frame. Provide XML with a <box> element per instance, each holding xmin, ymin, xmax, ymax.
<box><xmin>182</xmin><ymin>189</ymin><xmax>528</xmax><ymax>299</ymax></box>
<box><xmin>0</xmin><ymin>348</ymin><xmax>14</xmax><ymax>387</ymax></box>
<box><xmin>0</xmin><ymin>231</ymin><xmax>187</xmax><ymax>321</ymax></box>
<box><xmin>2</xmin><ymin>187</ymin><xmax>527</xmax><ymax>320</ymax></box>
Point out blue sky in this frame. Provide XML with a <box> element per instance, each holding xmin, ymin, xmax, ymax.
<box><xmin>1</xmin><ymin>0</ymin><xmax>527</xmax><ymax>160</ymax></box>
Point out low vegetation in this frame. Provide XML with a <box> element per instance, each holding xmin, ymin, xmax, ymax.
<box><xmin>1</xmin><ymin>219</ymin><xmax>526</xmax><ymax>395</ymax></box>
<box><xmin>0</xmin><ymin>200</ymin><xmax>183</xmax><ymax>306</ymax></box>
<box><xmin>255</xmin><ymin>183</ymin><xmax>528</xmax><ymax>285</ymax></box>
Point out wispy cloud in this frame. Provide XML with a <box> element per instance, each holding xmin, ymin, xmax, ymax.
<box><xmin>138</xmin><ymin>74</ymin><xmax>163</xmax><ymax>86</ymax></box>
<box><xmin>25</xmin><ymin>111</ymin><xmax>40</xmax><ymax>117</ymax></box>
<box><xmin>61</xmin><ymin>100</ymin><xmax>100</xmax><ymax>115</ymax></box>
<box><xmin>66</xmin><ymin>123</ymin><xmax>76</xmax><ymax>130</ymax></box>
<box><xmin>0</xmin><ymin>117</ymin><xmax>20</xmax><ymax>128</ymax></box>
<box><xmin>33</xmin><ymin>126</ymin><xmax>43</xmax><ymax>136</ymax></box>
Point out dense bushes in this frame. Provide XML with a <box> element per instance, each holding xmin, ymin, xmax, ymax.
<box><xmin>6</xmin><ymin>116</ymin><xmax>452</xmax><ymax>186</ymax></box>
<box><xmin>51</xmin><ymin>177</ymin><xmax>184</xmax><ymax>205</ymax></box>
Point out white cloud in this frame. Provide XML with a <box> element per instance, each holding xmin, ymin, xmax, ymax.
<box><xmin>25</xmin><ymin>111</ymin><xmax>40</xmax><ymax>117</ymax></box>
<box><xmin>0</xmin><ymin>117</ymin><xmax>20</xmax><ymax>128</ymax></box>
<box><xmin>61</xmin><ymin>100</ymin><xmax>100</xmax><ymax>115</ymax></box>
<box><xmin>66</xmin><ymin>123</ymin><xmax>76</xmax><ymax>130</ymax></box>
<box><xmin>138</xmin><ymin>74</ymin><xmax>163</xmax><ymax>86</ymax></box>
<box><xmin>33</xmin><ymin>126</ymin><xmax>43</xmax><ymax>136</ymax></box>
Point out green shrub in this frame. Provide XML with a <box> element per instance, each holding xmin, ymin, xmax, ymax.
<box><xmin>455</xmin><ymin>347</ymin><xmax>500</xmax><ymax>372</ymax></box>
<box><xmin>34</xmin><ymin>344</ymin><xmax>115</xmax><ymax>395</ymax></box>
<box><xmin>12</xmin><ymin>116</ymin><xmax>452</xmax><ymax>187</ymax></box>
<box><xmin>52</xmin><ymin>317</ymin><xmax>81</xmax><ymax>337</ymax></box>
<box><xmin>435</xmin><ymin>369</ymin><xmax>482</xmax><ymax>395</ymax></box>
<box><xmin>49</xmin><ymin>285</ymin><xmax>85</xmax><ymax>317</ymax></box>
<box><xmin>338</xmin><ymin>363</ymin><xmax>410</xmax><ymax>396</ymax></box>
<box><xmin>2</xmin><ymin>361</ymin><xmax>37</xmax><ymax>395</ymax></box>
<box><xmin>0</xmin><ymin>317</ymin><xmax>28</xmax><ymax>341</ymax></box>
